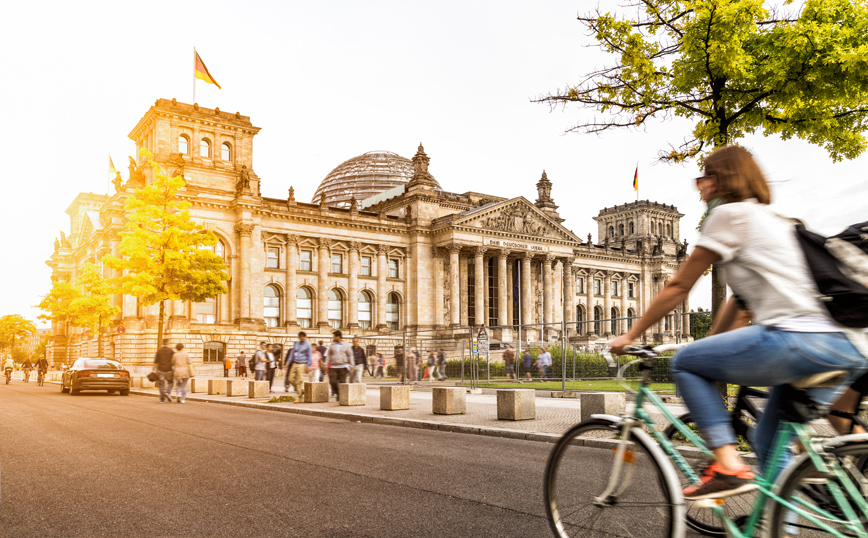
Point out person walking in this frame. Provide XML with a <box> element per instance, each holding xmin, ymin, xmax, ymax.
<box><xmin>535</xmin><ymin>347</ymin><xmax>552</xmax><ymax>382</ymax></box>
<box><xmin>394</xmin><ymin>346</ymin><xmax>405</xmax><ymax>383</ymax></box>
<box><xmin>253</xmin><ymin>342</ymin><xmax>268</xmax><ymax>381</ymax></box>
<box><xmin>407</xmin><ymin>348</ymin><xmax>418</xmax><ymax>382</ymax></box>
<box><xmin>309</xmin><ymin>346</ymin><xmax>322</xmax><ymax>383</ymax></box>
<box><xmin>236</xmin><ymin>351</ymin><xmax>247</xmax><ymax>378</ymax></box>
<box><xmin>317</xmin><ymin>340</ymin><xmax>328</xmax><ymax>382</ymax></box>
<box><xmin>522</xmin><ymin>348</ymin><xmax>533</xmax><ymax>380</ymax></box>
<box><xmin>426</xmin><ymin>351</ymin><xmax>436</xmax><ymax>382</ymax></box>
<box><xmin>503</xmin><ymin>345</ymin><xmax>515</xmax><ymax>380</ymax></box>
<box><xmin>375</xmin><ymin>353</ymin><xmax>385</xmax><ymax>379</ymax></box>
<box><xmin>286</xmin><ymin>332</ymin><xmax>312</xmax><ymax>400</ymax></box>
<box><xmin>350</xmin><ymin>337</ymin><xmax>366</xmax><ymax>383</ymax></box>
<box><xmin>326</xmin><ymin>331</ymin><xmax>353</xmax><ymax>399</ymax></box>
<box><xmin>153</xmin><ymin>338</ymin><xmax>175</xmax><ymax>403</ymax></box>
<box><xmin>172</xmin><ymin>343</ymin><xmax>192</xmax><ymax>403</ymax></box>
<box><xmin>436</xmin><ymin>349</ymin><xmax>446</xmax><ymax>381</ymax></box>
<box><xmin>265</xmin><ymin>344</ymin><xmax>277</xmax><ymax>393</ymax></box>
<box><xmin>223</xmin><ymin>355</ymin><xmax>231</xmax><ymax>377</ymax></box>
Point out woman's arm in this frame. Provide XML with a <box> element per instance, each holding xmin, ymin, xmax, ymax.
<box><xmin>707</xmin><ymin>297</ymin><xmax>752</xmax><ymax>336</ymax></box>
<box><xmin>610</xmin><ymin>246</ymin><xmax>720</xmax><ymax>354</ymax></box>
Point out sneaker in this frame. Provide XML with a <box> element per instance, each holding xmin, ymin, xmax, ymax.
<box><xmin>180</xmin><ymin>399</ymin><xmax>185</xmax><ymax>404</ymax></box>
<box><xmin>683</xmin><ymin>461</ymin><xmax>756</xmax><ymax>500</ymax></box>
<box><xmin>166</xmin><ymin>396</ymin><xmax>173</xmax><ymax>402</ymax></box>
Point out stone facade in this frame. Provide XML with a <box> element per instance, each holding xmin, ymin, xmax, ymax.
<box><xmin>45</xmin><ymin>99</ymin><xmax>689</xmax><ymax>366</ymax></box>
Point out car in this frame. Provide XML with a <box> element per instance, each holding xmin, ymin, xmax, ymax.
<box><xmin>60</xmin><ymin>358</ymin><xmax>130</xmax><ymax>396</ymax></box>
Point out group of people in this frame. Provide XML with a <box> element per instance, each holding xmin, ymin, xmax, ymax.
<box><xmin>392</xmin><ymin>347</ymin><xmax>447</xmax><ymax>383</ymax></box>
<box><xmin>2</xmin><ymin>356</ymin><xmax>49</xmax><ymax>383</ymax></box>
<box><xmin>152</xmin><ymin>340</ymin><xmax>193</xmax><ymax>403</ymax></box>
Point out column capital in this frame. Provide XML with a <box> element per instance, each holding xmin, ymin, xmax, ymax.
<box><xmin>447</xmin><ymin>243</ymin><xmax>463</xmax><ymax>254</ymax></box>
<box><xmin>377</xmin><ymin>244</ymin><xmax>389</xmax><ymax>255</ymax></box>
<box><xmin>474</xmin><ymin>246</ymin><xmax>487</xmax><ymax>257</ymax></box>
<box><xmin>522</xmin><ymin>251</ymin><xmax>535</xmax><ymax>261</ymax></box>
<box><xmin>286</xmin><ymin>233</ymin><xmax>299</xmax><ymax>246</ymax></box>
<box><xmin>497</xmin><ymin>249</ymin><xmax>511</xmax><ymax>260</ymax></box>
<box><xmin>234</xmin><ymin>222</ymin><xmax>255</xmax><ymax>237</ymax></box>
<box><xmin>317</xmin><ymin>237</ymin><xmax>332</xmax><ymax>249</ymax></box>
<box><xmin>348</xmin><ymin>241</ymin><xmax>362</xmax><ymax>252</ymax></box>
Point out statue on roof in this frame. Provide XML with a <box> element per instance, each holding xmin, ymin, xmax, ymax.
<box><xmin>236</xmin><ymin>165</ymin><xmax>251</xmax><ymax>194</ymax></box>
<box><xmin>587</xmin><ymin>233</ymin><xmax>593</xmax><ymax>245</ymax></box>
<box><xmin>287</xmin><ymin>186</ymin><xmax>295</xmax><ymax>203</ymax></box>
<box><xmin>127</xmin><ymin>157</ymin><xmax>147</xmax><ymax>186</ymax></box>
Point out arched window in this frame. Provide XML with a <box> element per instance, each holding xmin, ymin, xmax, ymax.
<box><xmin>629</xmin><ymin>221</ymin><xmax>635</xmax><ymax>234</ymax></box>
<box><xmin>666</xmin><ymin>223</ymin><xmax>672</xmax><ymax>237</ymax></box>
<box><xmin>593</xmin><ymin>306</ymin><xmax>603</xmax><ymax>335</ymax></box>
<box><xmin>194</xmin><ymin>297</ymin><xmax>217</xmax><ymax>324</ymax></box>
<box><xmin>627</xmin><ymin>308</ymin><xmax>636</xmax><ymax>331</ymax></box>
<box><xmin>358</xmin><ymin>290</ymin><xmax>373</xmax><ymax>330</ymax></box>
<box><xmin>203</xmin><ymin>341</ymin><xmax>225</xmax><ymax>363</ymax></box>
<box><xmin>178</xmin><ymin>135</ymin><xmax>189</xmax><ymax>154</ymax></box>
<box><xmin>608</xmin><ymin>225</ymin><xmax>615</xmax><ymax>238</ymax></box>
<box><xmin>200</xmin><ymin>138</ymin><xmax>211</xmax><ymax>158</ymax></box>
<box><xmin>658</xmin><ymin>222</ymin><xmax>664</xmax><ymax>236</ymax></box>
<box><xmin>611</xmin><ymin>307</ymin><xmax>618</xmax><ymax>335</ymax></box>
<box><xmin>296</xmin><ymin>287</ymin><xmax>312</xmax><ymax>328</ymax></box>
<box><xmin>221</xmin><ymin>142</ymin><xmax>231</xmax><ymax>161</ymax></box>
<box><xmin>263</xmin><ymin>284</ymin><xmax>280</xmax><ymax>327</ymax></box>
<box><xmin>619</xmin><ymin>224</ymin><xmax>624</xmax><ymax>236</ymax></box>
<box><xmin>328</xmin><ymin>289</ymin><xmax>343</xmax><ymax>329</ymax></box>
<box><xmin>386</xmin><ymin>293</ymin><xmax>400</xmax><ymax>331</ymax></box>
<box><xmin>576</xmin><ymin>305</ymin><xmax>584</xmax><ymax>332</ymax></box>
<box><xmin>214</xmin><ymin>240</ymin><xmax>225</xmax><ymax>261</ymax></box>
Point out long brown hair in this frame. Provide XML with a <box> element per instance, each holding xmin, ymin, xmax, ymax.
<box><xmin>704</xmin><ymin>145</ymin><xmax>771</xmax><ymax>204</ymax></box>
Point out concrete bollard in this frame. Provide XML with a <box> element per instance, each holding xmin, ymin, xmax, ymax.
<box><xmin>208</xmin><ymin>379</ymin><xmax>227</xmax><ymax>395</ymax></box>
<box><xmin>248</xmin><ymin>380</ymin><xmax>270</xmax><ymax>398</ymax></box>
<box><xmin>189</xmin><ymin>378</ymin><xmax>210</xmax><ymax>393</ymax></box>
<box><xmin>338</xmin><ymin>383</ymin><xmax>366</xmax><ymax>406</ymax></box>
<box><xmin>380</xmin><ymin>385</ymin><xmax>410</xmax><ymax>411</ymax></box>
<box><xmin>496</xmin><ymin>389</ymin><xmax>536</xmax><ymax>421</ymax></box>
<box><xmin>303</xmin><ymin>382</ymin><xmax>330</xmax><ymax>403</ymax></box>
<box><xmin>129</xmin><ymin>377</ymin><xmax>142</xmax><ymax>388</ymax></box>
<box><xmin>579</xmin><ymin>392</ymin><xmax>626</xmax><ymax>423</ymax></box>
<box><xmin>226</xmin><ymin>379</ymin><xmax>248</xmax><ymax>397</ymax></box>
<box><xmin>432</xmin><ymin>387</ymin><xmax>466</xmax><ymax>415</ymax></box>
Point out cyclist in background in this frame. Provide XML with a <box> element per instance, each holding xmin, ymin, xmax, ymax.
<box><xmin>21</xmin><ymin>358</ymin><xmax>34</xmax><ymax>383</ymax></box>
<box><xmin>36</xmin><ymin>356</ymin><xmax>49</xmax><ymax>386</ymax></box>
<box><xmin>611</xmin><ymin>145</ymin><xmax>868</xmax><ymax>501</ymax></box>
<box><xmin>3</xmin><ymin>356</ymin><xmax>14</xmax><ymax>383</ymax></box>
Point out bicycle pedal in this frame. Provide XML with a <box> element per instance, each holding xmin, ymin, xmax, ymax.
<box><xmin>692</xmin><ymin>498</ymin><xmax>726</xmax><ymax>509</ymax></box>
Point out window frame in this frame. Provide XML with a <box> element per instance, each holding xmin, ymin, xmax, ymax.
<box><xmin>331</xmin><ymin>253</ymin><xmax>343</xmax><ymax>274</ymax></box>
<box><xmin>299</xmin><ymin>250</ymin><xmax>312</xmax><ymax>271</ymax></box>
<box><xmin>178</xmin><ymin>135</ymin><xmax>190</xmax><ymax>155</ymax></box>
<box><xmin>576</xmin><ymin>276</ymin><xmax>584</xmax><ymax>295</ymax></box>
<box><xmin>193</xmin><ymin>297</ymin><xmax>217</xmax><ymax>324</ymax></box>
<box><xmin>628</xmin><ymin>282</ymin><xmax>635</xmax><ymax>299</ymax></box>
<box><xmin>296</xmin><ymin>287</ymin><xmax>312</xmax><ymax>328</ymax></box>
<box><xmin>611</xmin><ymin>280</ymin><xmax>619</xmax><ymax>297</ymax></box>
<box><xmin>266</xmin><ymin>246</ymin><xmax>280</xmax><ymax>269</ymax></box>
<box><xmin>358</xmin><ymin>290</ymin><xmax>373</xmax><ymax>330</ymax></box>
<box><xmin>221</xmin><ymin>142</ymin><xmax>231</xmax><ymax>161</ymax></box>
<box><xmin>360</xmin><ymin>256</ymin><xmax>372</xmax><ymax>276</ymax></box>
<box><xmin>386</xmin><ymin>293</ymin><xmax>400</xmax><ymax>331</ymax></box>
<box><xmin>263</xmin><ymin>284</ymin><xmax>280</xmax><ymax>327</ymax></box>
<box><xmin>200</xmin><ymin>138</ymin><xmax>211</xmax><ymax>159</ymax></box>
<box><xmin>327</xmin><ymin>289</ymin><xmax>343</xmax><ymax>329</ymax></box>
<box><xmin>594</xmin><ymin>279</ymin><xmax>602</xmax><ymax>296</ymax></box>
<box><xmin>388</xmin><ymin>259</ymin><xmax>399</xmax><ymax>279</ymax></box>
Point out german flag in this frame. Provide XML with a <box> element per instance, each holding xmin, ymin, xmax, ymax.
<box><xmin>633</xmin><ymin>165</ymin><xmax>638</xmax><ymax>191</ymax></box>
<box><xmin>194</xmin><ymin>51</ymin><xmax>221</xmax><ymax>89</ymax></box>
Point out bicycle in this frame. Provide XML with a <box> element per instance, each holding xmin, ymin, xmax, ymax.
<box><xmin>23</xmin><ymin>368</ymin><xmax>30</xmax><ymax>383</ymax></box>
<box><xmin>4</xmin><ymin>368</ymin><xmax>11</xmax><ymax>384</ymax></box>
<box><xmin>37</xmin><ymin>369</ymin><xmax>45</xmax><ymax>386</ymax></box>
<box><xmin>544</xmin><ymin>344</ymin><xmax>868</xmax><ymax>538</ymax></box>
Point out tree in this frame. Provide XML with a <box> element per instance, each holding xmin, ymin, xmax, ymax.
<box><xmin>536</xmin><ymin>0</ymin><xmax>868</xmax><ymax>318</ymax></box>
<box><xmin>31</xmin><ymin>337</ymin><xmax>47</xmax><ymax>362</ymax></box>
<box><xmin>0</xmin><ymin>314</ymin><xmax>37</xmax><ymax>355</ymax></box>
<box><xmin>689</xmin><ymin>307</ymin><xmax>713</xmax><ymax>340</ymax></box>
<box><xmin>103</xmin><ymin>151</ymin><xmax>229</xmax><ymax>348</ymax></box>
<box><xmin>69</xmin><ymin>263</ymin><xmax>121</xmax><ymax>358</ymax></box>
<box><xmin>37</xmin><ymin>279</ymin><xmax>80</xmax><ymax>337</ymax></box>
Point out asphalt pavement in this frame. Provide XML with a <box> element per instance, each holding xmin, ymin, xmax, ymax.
<box><xmin>0</xmin><ymin>381</ymin><xmax>697</xmax><ymax>538</ymax></box>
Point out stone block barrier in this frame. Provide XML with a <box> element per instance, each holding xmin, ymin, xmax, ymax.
<box><xmin>579</xmin><ymin>392</ymin><xmax>625</xmax><ymax>422</ymax></box>
<box><xmin>432</xmin><ymin>387</ymin><xmax>466</xmax><ymax>415</ymax></box>
<box><xmin>190</xmin><ymin>378</ymin><xmax>210</xmax><ymax>393</ymax></box>
<box><xmin>208</xmin><ymin>379</ymin><xmax>227</xmax><ymax>395</ymax></box>
<box><xmin>380</xmin><ymin>385</ymin><xmax>410</xmax><ymax>411</ymax></box>
<box><xmin>338</xmin><ymin>383</ymin><xmax>366</xmax><ymax>406</ymax></box>
<box><xmin>496</xmin><ymin>389</ymin><xmax>536</xmax><ymax>421</ymax></box>
<box><xmin>226</xmin><ymin>379</ymin><xmax>248</xmax><ymax>397</ymax></box>
<box><xmin>303</xmin><ymin>382</ymin><xmax>329</xmax><ymax>403</ymax></box>
<box><xmin>248</xmin><ymin>380</ymin><xmax>269</xmax><ymax>398</ymax></box>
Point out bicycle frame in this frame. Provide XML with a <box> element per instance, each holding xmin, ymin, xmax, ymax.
<box><xmin>620</xmin><ymin>382</ymin><xmax>868</xmax><ymax>538</ymax></box>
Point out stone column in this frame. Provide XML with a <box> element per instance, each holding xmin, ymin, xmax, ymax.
<box><xmin>620</xmin><ymin>279</ymin><xmax>628</xmax><ymax>335</ymax></box>
<box><xmin>433</xmin><ymin>247</ymin><xmax>444</xmax><ymax>328</ymax></box>
<box><xmin>285</xmin><ymin>235</ymin><xmax>299</xmax><ymax>328</ymax></box>
<box><xmin>497</xmin><ymin>250</ymin><xmax>509</xmax><ymax>331</ymax></box>
<box><xmin>448</xmin><ymin>245</ymin><xmax>461</xmax><ymax>327</ymax></box>
<box><xmin>376</xmin><ymin>244</ymin><xmax>388</xmax><ymax>331</ymax></box>
<box><xmin>317</xmin><ymin>238</ymin><xmax>332</xmax><ymax>332</ymax></box>
<box><xmin>347</xmin><ymin>242</ymin><xmax>360</xmax><ymax>329</ymax></box>
<box><xmin>682</xmin><ymin>296</ymin><xmax>691</xmax><ymax>337</ymax></box>
<box><xmin>586</xmin><ymin>271</ymin><xmax>595</xmax><ymax>335</ymax></box>
<box><xmin>542</xmin><ymin>255</ymin><xmax>554</xmax><ymax>330</ymax></box>
<box><xmin>521</xmin><ymin>254</ymin><xmax>532</xmax><ymax>325</ymax></box>
<box><xmin>234</xmin><ymin>222</ymin><xmax>255</xmax><ymax>322</ymax></box>
<box><xmin>459</xmin><ymin>254</ymin><xmax>469</xmax><ymax>326</ymax></box>
<box><xmin>603</xmin><ymin>271</ymin><xmax>613</xmax><ymax>336</ymax></box>
<box><xmin>474</xmin><ymin>246</ymin><xmax>486</xmax><ymax>327</ymax></box>
<box><xmin>565</xmin><ymin>263</ymin><xmax>576</xmax><ymax>334</ymax></box>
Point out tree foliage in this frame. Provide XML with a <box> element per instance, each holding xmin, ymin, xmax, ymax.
<box><xmin>103</xmin><ymin>151</ymin><xmax>229</xmax><ymax>346</ymax></box>
<box><xmin>537</xmin><ymin>0</ymin><xmax>868</xmax><ymax>163</ymax></box>
<box><xmin>689</xmin><ymin>307</ymin><xmax>713</xmax><ymax>340</ymax></box>
<box><xmin>37</xmin><ymin>280</ymin><xmax>80</xmax><ymax>330</ymax></box>
<box><xmin>0</xmin><ymin>314</ymin><xmax>37</xmax><ymax>353</ymax></box>
<box><xmin>71</xmin><ymin>263</ymin><xmax>121</xmax><ymax>358</ymax></box>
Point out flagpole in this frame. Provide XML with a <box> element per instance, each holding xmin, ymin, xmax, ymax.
<box><xmin>193</xmin><ymin>46</ymin><xmax>196</xmax><ymax>104</ymax></box>
<box><xmin>107</xmin><ymin>154</ymin><xmax>110</xmax><ymax>194</ymax></box>
<box><xmin>636</xmin><ymin>162</ymin><xmax>639</xmax><ymax>202</ymax></box>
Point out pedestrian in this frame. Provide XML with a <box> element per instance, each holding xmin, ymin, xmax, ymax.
<box><xmin>375</xmin><ymin>353</ymin><xmax>385</xmax><ymax>379</ymax></box>
<box><xmin>436</xmin><ymin>349</ymin><xmax>446</xmax><ymax>381</ymax></box>
<box><xmin>223</xmin><ymin>355</ymin><xmax>231</xmax><ymax>377</ymax></box>
<box><xmin>426</xmin><ymin>350</ymin><xmax>436</xmax><ymax>382</ymax></box>
<box><xmin>317</xmin><ymin>340</ymin><xmax>328</xmax><ymax>381</ymax></box>
<box><xmin>309</xmin><ymin>346</ymin><xmax>322</xmax><ymax>383</ymax></box>
<box><xmin>503</xmin><ymin>345</ymin><xmax>515</xmax><ymax>380</ymax></box>
<box><xmin>153</xmin><ymin>338</ymin><xmax>175</xmax><ymax>403</ymax></box>
<box><xmin>535</xmin><ymin>347</ymin><xmax>552</xmax><ymax>381</ymax></box>
<box><xmin>394</xmin><ymin>346</ymin><xmax>405</xmax><ymax>383</ymax></box>
<box><xmin>273</xmin><ymin>344</ymin><xmax>284</xmax><ymax>379</ymax></box>
<box><xmin>407</xmin><ymin>347</ymin><xmax>418</xmax><ymax>382</ymax></box>
<box><xmin>253</xmin><ymin>342</ymin><xmax>268</xmax><ymax>381</ymax></box>
<box><xmin>265</xmin><ymin>343</ymin><xmax>277</xmax><ymax>393</ymax></box>
<box><xmin>286</xmin><ymin>331</ymin><xmax>312</xmax><ymax>400</ymax></box>
<box><xmin>172</xmin><ymin>343</ymin><xmax>192</xmax><ymax>403</ymax></box>
<box><xmin>326</xmin><ymin>330</ymin><xmax>353</xmax><ymax>399</ymax></box>
<box><xmin>522</xmin><ymin>348</ymin><xmax>532</xmax><ymax>379</ymax></box>
<box><xmin>350</xmin><ymin>337</ymin><xmax>366</xmax><ymax>383</ymax></box>
<box><xmin>236</xmin><ymin>351</ymin><xmax>247</xmax><ymax>378</ymax></box>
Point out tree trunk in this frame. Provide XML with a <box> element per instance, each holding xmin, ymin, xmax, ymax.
<box><xmin>97</xmin><ymin>316</ymin><xmax>104</xmax><ymax>358</ymax></box>
<box><xmin>157</xmin><ymin>300</ymin><xmax>165</xmax><ymax>351</ymax></box>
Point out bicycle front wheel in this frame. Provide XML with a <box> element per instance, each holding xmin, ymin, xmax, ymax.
<box><xmin>545</xmin><ymin>418</ymin><xmax>681</xmax><ymax>538</ymax></box>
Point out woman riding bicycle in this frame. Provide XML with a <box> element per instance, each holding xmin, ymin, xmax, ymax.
<box><xmin>610</xmin><ymin>145</ymin><xmax>868</xmax><ymax>501</ymax></box>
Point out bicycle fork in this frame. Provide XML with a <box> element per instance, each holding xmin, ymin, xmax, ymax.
<box><xmin>594</xmin><ymin>419</ymin><xmax>640</xmax><ymax>506</ymax></box>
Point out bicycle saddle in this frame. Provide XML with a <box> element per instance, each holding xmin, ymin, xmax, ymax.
<box><xmin>778</xmin><ymin>370</ymin><xmax>849</xmax><ymax>423</ymax></box>
<box><xmin>790</xmin><ymin>370</ymin><xmax>849</xmax><ymax>390</ymax></box>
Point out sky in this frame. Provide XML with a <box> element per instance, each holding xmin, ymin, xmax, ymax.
<box><xmin>2</xmin><ymin>1</ymin><xmax>866</xmax><ymax>327</ymax></box>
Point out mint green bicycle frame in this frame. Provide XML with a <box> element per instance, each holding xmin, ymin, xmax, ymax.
<box><xmin>628</xmin><ymin>383</ymin><xmax>868</xmax><ymax>538</ymax></box>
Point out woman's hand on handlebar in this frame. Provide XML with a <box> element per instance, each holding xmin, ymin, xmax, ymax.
<box><xmin>609</xmin><ymin>335</ymin><xmax>635</xmax><ymax>355</ymax></box>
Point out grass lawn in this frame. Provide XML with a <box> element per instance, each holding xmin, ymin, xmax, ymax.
<box><xmin>459</xmin><ymin>379</ymin><xmax>676</xmax><ymax>393</ymax></box>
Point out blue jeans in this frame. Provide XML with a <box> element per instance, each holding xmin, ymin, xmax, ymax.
<box><xmin>672</xmin><ymin>325</ymin><xmax>867</xmax><ymax>473</ymax></box>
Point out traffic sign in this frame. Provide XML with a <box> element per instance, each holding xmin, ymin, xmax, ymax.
<box><xmin>116</xmin><ymin>326</ymin><xmax>126</xmax><ymax>334</ymax></box>
<box><xmin>477</xmin><ymin>326</ymin><xmax>489</xmax><ymax>355</ymax></box>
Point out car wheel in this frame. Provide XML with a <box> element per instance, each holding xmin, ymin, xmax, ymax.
<box><xmin>120</xmin><ymin>389</ymin><xmax>130</xmax><ymax>396</ymax></box>
<box><xmin>61</xmin><ymin>380</ymin><xmax>69</xmax><ymax>393</ymax></box>
<box><xmin>70</xmin><ymin>387</ymin><xmax>80</xmax><ymax>395</ymax></box>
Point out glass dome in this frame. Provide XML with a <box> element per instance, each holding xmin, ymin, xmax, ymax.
<box><xmin>312</xmin><ymin>151</ymin><xmax>440</xmax><ymax>208</ymax></box>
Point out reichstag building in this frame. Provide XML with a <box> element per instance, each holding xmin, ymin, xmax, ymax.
<box><xmin>46</xmin><ymin>99</ymin><xmax>689</xmax><ymax>364</ymax></box>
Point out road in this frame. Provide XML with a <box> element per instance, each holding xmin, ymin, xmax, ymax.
<box><xmin>0</xmin><ymin>382</ymin><xmax>669</xmax><ymax>538</ymax></box>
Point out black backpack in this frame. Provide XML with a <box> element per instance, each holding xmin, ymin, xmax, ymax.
<box><xmin>796</xmin><ymin>220</ymin><xmax>868</xmax><ymax>328</ymax></box>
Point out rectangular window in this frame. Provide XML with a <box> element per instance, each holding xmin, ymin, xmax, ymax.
<box><xmin>628</xmin><ymin>282</ymin><xmax>635</xmax><ymax>298</ymax></box>
<box><xmin>594</xmin><ymin>279</ymin><xmax>602</xmax><ymax>296</ymax></box>
<box><xmin>388</xmin><ymin>259</ymin><xmax>399</xmax><ymax>278</ymax></box>
<box><xmin>611</xmin><ymin>281</ymin><xmax>619</xmax><ymax>297</ymax></box>
<box><xmin>300</xmin><ymin>251</ymin><xmax>312</xmax><ymax>271</ymax></box>
<box><xmin>359</xmin><ymin>300</ymin><xmax>371</xmax><ymax>330</ymax></box>
<box><xmin>194</xmin><ymin>298</ymin><xmax>217</xmax><ymax>324</ymax></box>
<box><xmin>386</xmin><ymin>302</ymin><xmax>399</xmax><ymax>331</ymax></box>
<box><xmin>361</xmin><ymin>256</ymin><xmax>372</xmax><ymax>276</ymax></box>
<box><xmin>331</xmin><ymin>253</ymin><xmax>343</xmax><ymax>274</ymax></box>
<box><xmin>576</xmin><ymin>277</ymin><xmax>584</xmax><ymax>294</ymax></box>
<box><xmin>266</xmin><ymin>247</ymin><xmax>280</xmax><ymax>269</ymax></box>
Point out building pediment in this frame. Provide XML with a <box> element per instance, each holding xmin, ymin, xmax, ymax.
<box><xmin>447</xmin><ymin>197</ymin><xmax>581</xmax><ymax>244</ymax></box>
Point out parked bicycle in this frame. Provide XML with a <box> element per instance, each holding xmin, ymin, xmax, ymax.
<box><xmin>544</xmin><ymin>344</ymin><xmax>868</xmax><ymax>538</ymax></box>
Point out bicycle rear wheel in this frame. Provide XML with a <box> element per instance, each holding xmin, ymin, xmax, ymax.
<box><xmin>768</xmin><ymin>441</ymin><xmax>868</xmax><ymax>538</ymax></box>
<box><xmin>545</xmin><ymin>418</ymin><xmax>680</xmax><ymax>538</ymax></box>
